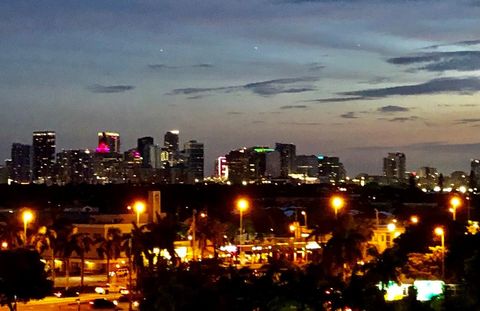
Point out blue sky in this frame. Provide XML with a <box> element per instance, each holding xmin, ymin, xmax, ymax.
<box><xmin>1</xmin><ymin>0</ymin><xmax>480</xmax><ymax>175</ymax></box>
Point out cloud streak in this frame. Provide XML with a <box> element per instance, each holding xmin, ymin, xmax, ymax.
<box><xmin>387</xmin><ymin>51</ymin><xmax>480</xmax><ymax>72</ymax></box>
<box><xmin>87</xmin><ymin>84</ymin><xmax>135</xmax><ymax>94</ymax></box>
<box><xmin>168</xmin><ymin>77</ymin><xmax>319</xmax><ymax>97</ymax></box>
<box><xmin>377</xmin><ymin>105</ymin><xmax>409</xmax><ymax>113</ymax></box>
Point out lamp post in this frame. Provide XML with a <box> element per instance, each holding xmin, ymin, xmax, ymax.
<box><xmin>301</xmin><ymin>211</ymin><xmax>308</xmax><ymax>229</ymax></box>
<box><xmin>192</xmin><ymin>209</ymin><xmax>197</xmax><ymax>261</ymax></box>
<box><xmin>434</xmin><ymin>227</ymin><xmax>445</xmax><ymax>279</ymax></box>
<box><xmin>133</xmin><ymin>201</ymin><xmax>146</xmax><ymax>225</ymax></box>
<box><xmin>236</xmin><ymin>198</ymin><xmax>249</xmax><ymax>264</ymax></box>
<box><xmin>449</xmin><ymin>196</ymin><xmax>461</xmax><ymax>221</ymax></box>
<box><xmin>330</xmin><ymin>196</ymin><xmax>345</xmax><ymax>219</ymax></box>
<box><xmin>22</xmin><ymin>210</ymin><xmax>34</xmax><ymax>244</ymax></box>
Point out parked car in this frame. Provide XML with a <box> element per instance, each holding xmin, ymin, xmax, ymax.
<box><xmin>89</xmin><ymin>298</ymin><xmax>118</xmax><ymax>310</ymax></box>
<box><xmin>94</xmin><ymin>283</ymin><xmax>128</xmax><ymax>294</ymax></box>
<box><xmin>53</xmin><ymin>288</ymin><xmax>80</xmax><ymax>298</ymax></box>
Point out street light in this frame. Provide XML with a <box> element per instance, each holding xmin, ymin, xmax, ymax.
<box><xmin>236</xmin><ymin>198</ymin><xmax>249</xmax><ymax>245</ymax></box>
<box><xmin>434</xmin><ymin>227</ymin><xmax>445</xmax><ymax>279</ymax></box>
<box><xmin>133</xmin><ymin>201</ymin><xmax>146</xmax><ymax>225</ymax></box>
<box><xmin>330</xmin><ymin>196</ymin><xmax>345</xmax><ymax>219</ymax></box>
<box><xmin>22</xmin><ymin>210</ymin><xmax>34</xmax><ymax>244</ymax></box>
<box><xmin>449</xmin><ymin>196</ymin><xmax>461</xmax><ymax>221</ymax></box>
<box><xmin>301</xmin><ymin>211</ymin><xmax>308</xmax><ymax>229</ymax></box>
<box><xmin>410</xmin><ymin>215</ymin><xmax>419</xmax><ymax>224</ymax></box>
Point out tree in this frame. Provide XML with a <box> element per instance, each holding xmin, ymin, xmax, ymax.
<box><xmin>96</xmin><ymin>227</ymin><xmax>123</xmax><ymax>283</ymax></box>
<box><xmin>55</xmin><ymin>225</ymin><xmax>79</xmax><ymax>289</ymax></box>
<box><xmin>71</xmin><ymin>233</ymin><xmax>94</xmax><ymax>288</ymax></box>
<box><xmin>0</xmin><ymin>221</ymin><xmax>22</xmax><ymax>250</ymax></box>
<box><xmin>0</xmin><ymin>249</ymin><xmax>53</xmax><ymax>311</ymax></box>
<box><xmin>322</xmin><ymin>215</ymin><xmax>373</xmax><ymax>283</ymax></box>
<box><xmin>30</xmin><ymin>226</ymin><xmax>58</xmax><ymax>283</ymax></box>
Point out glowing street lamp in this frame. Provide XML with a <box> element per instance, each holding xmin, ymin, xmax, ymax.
<box><xmin>434</xmin><ymin>227</ymin><xmax>445</xmax><ymax>279</ymax></box>
<box><xmin>301</xmin><ymin>211</ymin><xmax>308</xmax><ymax>229</ymax></box>
<box><xmin>133</xmin><ymin>201</ymin><xmax>146</xmax><ymax>225</ymax></box>
<box><xmin>330</xmin><ymin>196</ymin><xmax>345</xmax><ymax>219</ymax></box>
<box><xmin>236</xmin><ymin>198</ymin><xmax>249</xmax><ymax>245</ymax></box>
<box><xmin>449</xmin><ymin>196</ymin><xmax>461</xmax><ymax>221</ymax></box>
<box><xmin>22</xmin><ymin>210</ymin><xmax>34</xmax><ymax>244</ymax></box>
<box><xmin>410</xmin><ymin>215</ymin><xmax>419</xmax><ymax>224</ymax></box>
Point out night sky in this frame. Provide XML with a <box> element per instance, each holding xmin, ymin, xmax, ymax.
<box><xmin>2</xmin><ymin>0</ymin><xmax>480</xmax><ymax>176</ymax></box>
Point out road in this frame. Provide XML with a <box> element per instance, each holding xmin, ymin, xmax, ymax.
<box><xmin>0</xmin><ymin>293</ymin><xmax>127</xmax><ymax>311</ymax></box>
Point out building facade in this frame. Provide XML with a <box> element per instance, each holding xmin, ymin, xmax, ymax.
<box><xmin>32</xmin><ymin>131</ymin><xmax>56</xmax><ymax>183</ymax></box>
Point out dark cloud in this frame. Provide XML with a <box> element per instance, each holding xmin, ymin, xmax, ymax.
<box><xmin>361</xmin><ymin>76</ymin><xmax>392</xmax><ymax>85</ymax></box>
<box><xmin>340</xmin><ymin>111</ymin><xmax>358</xmax><ymax>119</ymax></box>
<box><xmin>285</xmin><ymin>121</ymin><xmax>323</xmax><ymax>126</ymax></box>
<box><xmin>309</xmin><ymin>96</ymin><xmax>366</xmax><ymax>103</ymax></box>
<box><xmin>87</xmin><ymin>84</ymin><xmax>135</xmax><ymax>94</ymax></box>
<box><xmin>387</xmin><ymin>51</ymin><xmax>480</xmax><ymax>72</ymax></box>
<box><xmin>192</xmin><ymin>64</ymin><xmax>214</xmax><ymax>68</ymax></box>
<box><xmin>307</xmin><ymin>62</ymin><xmax>325</xmax><ymax>71</ymax></box>
<box><xmin>280</xmin><ymin>105</ymin><xmax>309</xmax><ymax>109</ymax></box>
<box><xmin>377</xmin><ymin>105</ymin><xmax>409</xmax><ymax>113</ymax></box>
<box><xmin>424</xmin><ymin>39</ymin><xmax>480</xmax><ymax>49</ymax></box>
<box><xmin>227</xmin><ymin>111</ymin><xmax>244</xmax><ymax>115</ymax></box>
<box><xmin>148</xmin><ymin>64</ymin><xmax>178</xmax><ymax>70</ymax></box>
<box><xmin>168</xmin><ymin>77</ymin><xmax>319</xmax><ymax>97</ymax></box>
<box><xmin>381</xmin><ymin>116</ymin><xmax>419</xmax><ymax>122</ymax></box>
<box><xmin>455</xmin><ymin>118</ymin><xmax>480</xmax><ymax>124</ymax></box>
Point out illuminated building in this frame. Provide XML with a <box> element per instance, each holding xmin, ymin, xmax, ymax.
<box><xmin>56</xmin><ymin>149</ymin><xmax>93</xmax><ymax>184</ymax></box>
<box><xmin>96</xmin><ymin>132</ymin><xmax>120</xmax><ymax>154</ymax></box>
<box><xmin>383</xmin><ymin>152</ymin><xmax>406</xmax><ymax>182</ymax></box>
<box><xmin>10</xmin><ymin>143</ymin><xmax>32</xmax><ymax>184</ymax></box>
<box><xmin>275</xmin><ymin>143</ymin><xmax>296</xmax><ymax>178</ymax></box>
<box><xmin>295</xmin><ymin>155</ymin><xmax>318</xmax><ymax>178</ymax></box>
<box><xmin>215</xmin><ymin>156</ymin><xmax>228</xmax><ymax>179</ymax></box>
<box><xmin>225</xmin><ymin>148</ymin><xmax>250</xmax><ymax>184</ymax></box>
<box><xmin>265</xmin><ymin>151</ymin><xmax>281</xmax><ymax>178</ymax></box>
<box><xmin>137</xmin><ymin>136</ymin><xmax>154</xmax><ymax>168</ymax></box>
<box><xmin>32</xmin><ymin>131</ymin><xmax>56</xmax><ymax>183</ymax></box>
<box><xmin>471</xmin><ymin>159</ymin><xmax>480</xmax><ymax>186</ymax></box>
<box><xmin>183</xmin><ymin>140</ymin><xmax>204</xmax><ymax>183</ymax></box>
<box><xmin>164</xmin><ymin>130</ymin><xmax>179</xmax><ymax>164</ymax></box>
<box><xmin>318</xmin><ymin>155</ymin><xmax>346</xmax><ymax>184</ymax></box>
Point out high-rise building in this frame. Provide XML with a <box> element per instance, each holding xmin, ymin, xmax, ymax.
<box><xmin>383</xmin><ymin>152</ymin><xmax>406</xmax><ymax>181</ymax></box>
<box><xmin>164</xmin><ymin>130</ymin><xmax>179</xmax><ymax>164</ymax></box>
<box><xmin>183</xmin><ymin>140</ymin><xmax>204</xmax><ymax>183</ymax></box>
<box><xmin>318</xmin><ymin>155</ymin><xmax>346</xmax><ymax>183</ymax></box>
<box><xmin>137</xmin><ymin>136</ymin><xmax>154</xmax><ymax>168</ymax></box>
<box><xmin>56</xmin><ymin>149</ymin><xmax>93</xmax><ymax>184</ymax></box>
<box><xmin>265</xmin><ymin>151</ymin><xmax>281</xmax><ymax>178</ymax></box>
<box><xmin>471</xmin><ymin>159</ymin><xmax>480</xmax><ymax>186</ymax></box>
<box><xmin>96</xmin><ymin>132</ymin><xmax>120</xmax><ymax>154</ymax></box>
<box><xmin>215</xmin><ymin>156</ymin><xmax>228</xmax><ymax>179</ymax></box>
<box><xmin>275</xmin><ymin>143</ymin><xmax>296</xmax><ymax>178</ymax></box>
<box><xmin>10</xmin><ymin>143</ymin><xmax>32</xmax><ymax>184</ymax></box>
<box><xmin>225</xmin><ymin>148</ymin><xmax>250</xmax><ymax>184</ymax></box>
<box><xmin>295</xmin><ymin>155</ymin><xmax>318</xmax><ymax>177</ymax></box>
<box><xmin>32</xmin><ymin>131</ymin><xmax>56</xmax><ymax>183</ymax></box>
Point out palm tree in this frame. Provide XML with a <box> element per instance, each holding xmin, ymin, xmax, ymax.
<box><xmin>55</xmin><ymin>226</ymin><xmax>79</xmax><ymax>289</ymax></box>
<box><xmin>30</xmin><ymin>226</ymin><xmax>58</xmax><ymax>283</ymax></box>
<box><xmin>322</xmin><ymin>215</ymin><xmax>373</xmax><ymax>283</ymax></box>
<box><xmin>0</xmin><ymin>220</ymin><xmax>23</xmax><ymax>250</ymax></box>
<box><xmin>71</xmin><ymin>233</ymin><xmax>94</xmax><ymax>289</ymax></box>
<box><xmin>96</xmin><ymin>227</ymin><xmax>123</xmax><ymax>283</ymax></box>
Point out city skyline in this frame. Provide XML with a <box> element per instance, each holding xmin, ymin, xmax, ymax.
<box><xmin>2</xmin><ymin>0</ymin><xmax>480</xmax><ymax>175</ymax></box>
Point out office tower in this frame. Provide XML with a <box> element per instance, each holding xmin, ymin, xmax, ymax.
<box><xmin>247</xmin><ymin>147</ymin><xmax>275</xmax><ymax>180</ymax></box>
<box><xmin>183</xmin><ymin>140</ymin><xmax>204</xmax><ymax>183</ymax></box>
<box><xmin>318</xmin><ymin>155</ymin><xmax>346</xmax><ymax>183</ymax></box>
<box><xmin>470</xmin><ymin>159</ymin><xmax>480</xmax><ymax>186</ymax></box>
<box><xmin>164</xmin><ymin>130</ymin><xmax>179</xmax><ymax>164</ymax></box>
<box><xmin>225</xmin><ymin>148</ymin><xmax>250</xmax><ymax>184</ymax></box>
<box><xmin>137</xmin><ymin>136</ymin><xmax>154</xmax><ymax>168</ymax></box>
<box><xmin>96</xmin><ymin>132</ymin><xmax>120</xmax><ymax>154</ymax></box>
<box><xmin>275</xmin><ymin>143</ymin><xmax>296</xmax><ymax>178</ymax></box>
<box><xmin>32</xmin><ymin>131</ymin><xmax>56</xmax><ymax>183</ymax></box>
<box><xmin>10</xmin><ymin>143</ymin><xmax>32</xmax><ymax>184</ymax></box>
<box><xmin>295</xmin><ymin>155</ymin><xmax>319</xmax><ymax>177</ymax></box>
<box><xmin>56</xmin><ymin>149</ymin><xmax>93</xmax><ymax>184</ymax></box>
<box><xmin>215</xmin><ymin>156</ymin><xmax>228</xmax><ymax>179</ymax></box>
<box><xmin>265</xmin><ymin>151</ymin><xmax>281</xmax><ymax>178</ymax></box>
<box><xmin>383</xmin><ymin>152</ymin><xmax>406</xmax><ymax>181</ymax></box>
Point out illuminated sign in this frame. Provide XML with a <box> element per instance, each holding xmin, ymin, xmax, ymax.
<box><xmin>414</xmin><ymin>280</ymin><xmax>444</xmax><ymax>301</ymax></box>
<box><xmin>253</xmin><ymin>148</ymin><xmax>274</xmax><ymax>153</ymax></box>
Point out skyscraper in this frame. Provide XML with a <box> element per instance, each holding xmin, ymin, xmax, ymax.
<box><xmin>137</xmin><ymin>136</ymin><xmax>154</xmax><ymax>168</ymax></box>
<box><xmin>275</xmin><ymin>143</ymin><xmax>296</xmax><ymax>178</ymax></box>
<box><xmin>184</xmin><ymin>140</ymin><xmax>204</xmax><ymax>183</ymax></box>
<box><xmin>10</xmin><ymin>143</ymin><xmax>32</xmax><ymax>184</ymax></box>
<box><xmin>383</xmin><ymin>152</ymin><xmax>406</xmax><ymax>181</ymax></box>
<box><xmin>164</xmin><ymin>130</ymin><xmax>179</xmax><ymax>163</ymax></box>
<box><xmin>96</xmin><ymin>132</ymin><xmax>120</xmax><ymax>154</ymax></box>
<box><xmin>56</xmin><ymin>149</ymin><xmax>93</xmax><ymax>184</ymax></box>
<box><xmin>32</xmin><ymin>131</ymin><xmax>56</xmax><ymax>183</ymax></box>
<box><xmin>318</xmin><ymin>155</ymin><xmax>346</xmax><ymax>184</ymax></box>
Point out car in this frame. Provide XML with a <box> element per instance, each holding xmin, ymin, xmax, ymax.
<box><xmin>89</xmin><ymin>298</ymin><xmax>118</xmax><ymax>310</ymax></box>
<box><xmin>95</xmin><ymin>283</ymin><xmax>128</xmax><ymax>294</ymax></box>
<box><xmin>53</xmin><ymin>288</ymin><xmax>80</xmax><ymax>298</ymax></box>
